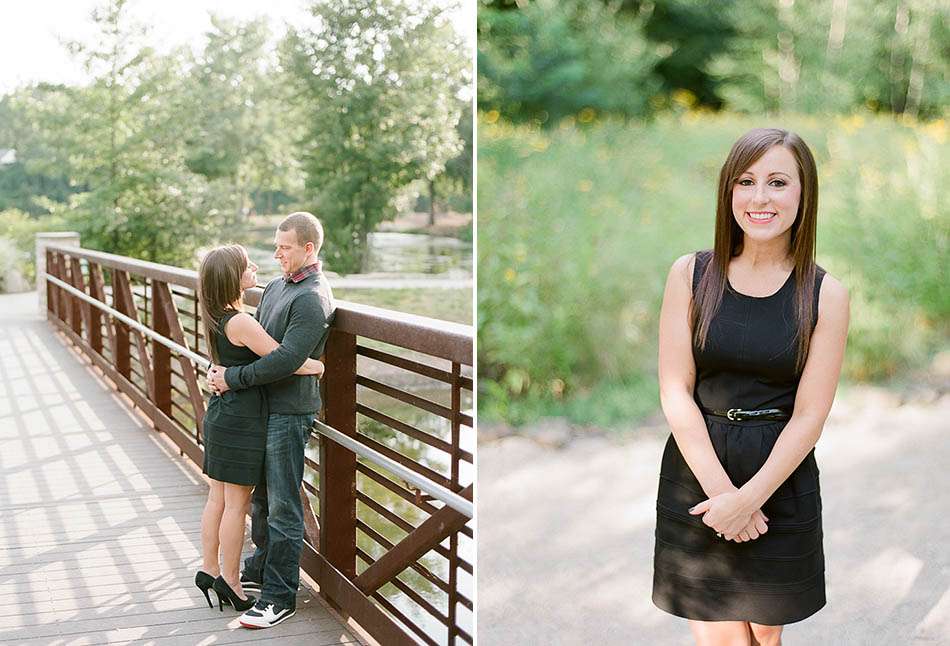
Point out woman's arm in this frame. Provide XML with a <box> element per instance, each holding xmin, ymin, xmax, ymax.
<box><xmin>736</xmin><ymin>275</ymin><xmax>850</xmax><ymax>511</ymax></box>
<box><xmin>225</xmin><ymin>313</ymin><xmax>325</xmax><ymax>376</ymax></box>
<box><xmin>658</xmin><ymin>253</ymin><xmax>736</xmax><ymax>497</ymax></box>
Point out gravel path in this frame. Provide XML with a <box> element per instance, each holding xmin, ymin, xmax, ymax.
<box><xmin>477</xmin><ymin>384</ymin><xmax>950</xmax><ymax>645</ymax></box>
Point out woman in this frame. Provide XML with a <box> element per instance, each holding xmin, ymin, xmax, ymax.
<box><xmin>193</xmin><ymin>244</ymin><xmax>324</xmax><ymax>612</ymax></box>
<box><xmin>652</xmin><ymin>128</ymin><xmax>850</xmax><ymax>646</ymax></box>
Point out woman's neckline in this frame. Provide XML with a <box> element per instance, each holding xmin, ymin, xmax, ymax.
<box><xmin>726</xmin><ymin>265</ymin><xmax>795</xmax><ymax>299</ymax></box>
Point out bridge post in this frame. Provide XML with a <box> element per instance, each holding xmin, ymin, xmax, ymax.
<box><xmin>113</xmin><ymin>271</ymin><xmax>131</xmax><ymax>380</ymax></box>
<box><xmin>152</xmin><ymin>280</ymin><xmax>173</xmax><ymax>418</ymax></box>
<box><xmin>45</xmin><ymin>250</ymin><xmax>58</xmax><ymax>319</ymax></box>
<box><xmin>320</xmin><ymin>328</ymin><xmax>358</xmax><ymax>589</ymax></box>
<box><xmin>35</xmin><ymin>232</ymin><xmax>80</xmax><ymax>315</ymax></box>
<box><xmin>49</xmin><ymin>251</ymin><xmax>66</xmax><ymax>323</ymax></box>
<box><xmin>68</xmin><ymin>257</ymin><xmax>87</xmax><ymax>339</ymax></box>
<box><xmin>86</xmin><ymin>263</ymin><xmax>104</xmax><ymax>355</ymax></box>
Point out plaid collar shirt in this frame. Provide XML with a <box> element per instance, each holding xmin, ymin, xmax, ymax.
<box><xmin>285</xmin><ymin>261</ymin><xmax>322</xmax><ymax>284</ymax></box>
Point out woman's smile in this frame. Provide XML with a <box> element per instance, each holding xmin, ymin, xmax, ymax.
<box><xmin>746</xmin><ymin>211</ymin><xmax>777</xmax><ymax>224</ymax></box>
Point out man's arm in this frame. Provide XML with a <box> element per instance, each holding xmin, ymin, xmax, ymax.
<box><xmin>223</xmin><ymin>293</ymin><xmax>331</xmax><ymax>390</ymax></box>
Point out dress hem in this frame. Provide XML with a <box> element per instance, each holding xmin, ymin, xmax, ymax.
<box><xmin>651</xmin><ymin>584</ymin><xmax>826</xmax><ymax>626</ymax></box>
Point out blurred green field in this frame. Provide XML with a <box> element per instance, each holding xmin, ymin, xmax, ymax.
<box><xmin>334</xmin><ymin>288</ymin><xmax>472</xmax><ymax>325</ymax></box>
<box><xmin>477</xmin><ymin>111</ymin><xmax>949</xmax><ymax>427</ymax></box>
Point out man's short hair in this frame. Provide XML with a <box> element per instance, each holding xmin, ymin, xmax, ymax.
<box><xmin>278</xmin><ymin>212</ymin><xmax>324</xmax><ymax>252</ymax></box>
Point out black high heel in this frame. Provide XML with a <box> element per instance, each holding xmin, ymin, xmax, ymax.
<box><xmin>212</xmin><ymin>575</ymin><xmax>256</xmax><ymax>612</ymax></box>
<box><xmin>194</xmin><ymin>571</ymin><xmax>216</xmax><ymax>608</ymax></box>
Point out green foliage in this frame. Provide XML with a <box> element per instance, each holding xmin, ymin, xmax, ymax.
<box><xmin>479</xmin><ymin>0</ymin><xmax>950</xmax><ymax>121</ymax></box>
<box><xmin>184</xmin><ymin>16</ymin><xmax>305</xmax><ymax>219</ymax></box>
<box><xmin>481</xmin><ymin>374</ymin><xmax>658</xmax><ymax>429</ymax></box>
<box><xmin>15</xmin><ymin>0</ymin><xmax>222</xmax><ymax>267</ymax></box>
<box><xmin>478</xmin><ymin>0</ymin><xmax>662</xmax><ymax>124</ymax></box>
<box><xmin>478</xmin><ymin>112</ymin><xmax>950</xmax><ymax>426</ymax></box>
<box><xmin>707</xmin><ymin>0</ymin><xmax>949</xmax><ymax>119</ymax></box>
<box><xmin>434</xmin><ymin>101</ymin><xmax>474</xmax><ymax>213</ymax></box>
<box><xmin>0</xmin><ymin>237</ymin><xmax>23</xmax><ymax>293</ymax></box>
<box><xmin>0</xmin><ymin>209</ymin><xmax>67</xmax><ymax>284</ymax></box>
<box><xmin>0</xmin><ymin>0</ymin><xmax>472</xmax><ymax>276</ymax></box>
<box><xmin>334</xmin><ymin>287</ymin><xmax>471</xmax><ymax>325</ymax></box>
<box><xmin>283</xmin><ymin>0</ymin><xmax>469</xmax><ymax>273</ymax></box>
<box><xmin>0</xmin><ymin>161</ymin><xmax>74</xmax><ymax>214</ymax></box>
<box><xmin>639</xmin><ymin>0</ymin><xmax>734</xmax><ymax>110</ymax></box>
<box><xmin>0</xmin><ymin>88</ymin><xmax>84</xmax><ymax>213</ymax></box>
<box><xmin>813</xmin><ymin>115</ymin><xmax>950</xmax><ymax>378</ymax></box>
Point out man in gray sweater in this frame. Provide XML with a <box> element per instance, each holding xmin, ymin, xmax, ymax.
<box><xmin>208</xmin><ymin>211</ymin><xmax>334</xmax><ymax>629</ymax></box>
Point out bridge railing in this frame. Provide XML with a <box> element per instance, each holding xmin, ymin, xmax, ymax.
<box><xmin>43</xmin><ymin>241</ymin><xmax>474</xmax><ymax>646</ymax></box>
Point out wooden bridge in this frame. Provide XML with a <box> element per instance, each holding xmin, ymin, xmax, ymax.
<box><xmin>0</xmin><ymin>237</ymin><xmax>474</xmax><ymax>645</ymax></box>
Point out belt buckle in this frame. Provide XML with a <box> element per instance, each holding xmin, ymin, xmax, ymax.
<box><xmin>726</xmin><ymin>408</ymin><xmax>742</xmax><ymax>421</ymax></box>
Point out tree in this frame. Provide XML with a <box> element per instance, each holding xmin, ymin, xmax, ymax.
<box><xmin>638</xmin><ymin>0</ymin><xmax>734</xmax><ymax>111</ymax></box>
<box><xmin>44</xmin><ymin>0</ymin><xmax>220</xmax><ymax>265</ymax></box>
<box><xmin>430</xmin><ymin>99</ymin><xmax>473</xmax><ymax>222</ymax></box>
<box><xmin>706</xmin><ymin>0</ymin><xmax>950</xmax><ymax>118</ymax></box>
<box><xmin>182</xmin><ymin>16</ymin><xmax>305</xmax><ymax>219</ymax></box>
<box><xmin>478</xmin><ymin>0</ymin><xmax>662</xmax><ymax>124</ymax></box>
<box><xmin>0</xmin><ymin>87</ymin><xmax>81</xmax><ymax>214</ymax></box>
<box><xmin>283</xmin><ymin>0</ymin><xmax>468</xmax><ymax>273</ymax></box>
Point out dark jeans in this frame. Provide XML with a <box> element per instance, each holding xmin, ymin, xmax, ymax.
<box><xmin>243</xmin><ymin>412</ymin><xmax>314</xmax><ymax>609</ymax></box>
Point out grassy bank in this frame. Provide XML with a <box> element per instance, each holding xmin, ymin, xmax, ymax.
<box><xmin>477</xmin><ymin>111</ymin><xmax>949</xmax><ymax>427</ymax></box>
<box><xmin>334</xmin><ymin>287</ymin><xmax>472</xmax><ymax>325</ymax></box>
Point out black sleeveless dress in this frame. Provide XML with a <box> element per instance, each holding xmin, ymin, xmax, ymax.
<box><xmin>202</xmin><ymin>310</ymin><xmax>268</xmax><ymax>486</ymax></box>
<box><xmin>652</xmin><ymin>250</ymin><xmax>827</xmax><ymax>625</ymax></box>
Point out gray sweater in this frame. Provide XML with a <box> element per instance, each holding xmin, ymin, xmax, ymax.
<box><xmin>223</xmin><ymin>271</ymin><xmax>335</xmax><ymax>415</ymax></box>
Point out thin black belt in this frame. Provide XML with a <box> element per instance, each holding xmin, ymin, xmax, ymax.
<box><xmin>702</xmin><ymin>407</ymin><xmax>791</xmax><ymax>422</ymax></box>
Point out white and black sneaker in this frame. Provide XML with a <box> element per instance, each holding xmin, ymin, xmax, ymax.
<box><xmin>239</xmin><ymin>600</ymin><xmax>296</xmax><ymax>629</ymax></box>
<box><xmin>240</xmin><ymin>572</ymin><xmax>261</xmax><ymax>594</ymax></box>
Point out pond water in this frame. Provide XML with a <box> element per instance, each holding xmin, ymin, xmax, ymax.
<box><xmin>362</xmin><ymin>232</ymin><xmax>472</xmax><ymax>277</ymax></box>
<box><xmin>240</xmin><ymin>228</ymin><xmax>472</xmax><ymax>283</ymax></box>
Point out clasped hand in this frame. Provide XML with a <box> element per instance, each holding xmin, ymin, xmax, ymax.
<box><xmin>207</xmin><ymin>365</ymin><xmax>229</xmax><ymax>395</ymax></box>
<box><xmin>689</xmin><ymin>490</ymin><xmax>769</xmax><ymax>543</ymax></box>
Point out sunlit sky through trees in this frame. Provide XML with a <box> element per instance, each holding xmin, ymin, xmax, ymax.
<box><xmin>0</xmin><ymin>0</ymin><xmax>474</xmax><ymax>95</ymax></box>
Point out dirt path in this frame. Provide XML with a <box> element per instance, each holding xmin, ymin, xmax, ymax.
<box><xmin>477</xmin><ymin>383</ymin><xmax>950</xmax><ymax>645</ymax></box>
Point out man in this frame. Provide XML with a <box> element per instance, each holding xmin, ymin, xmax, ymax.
<box><xmin>208</xmin><ymin>211</ymin><xmax>334</xmax><ymax>629</ymax></box>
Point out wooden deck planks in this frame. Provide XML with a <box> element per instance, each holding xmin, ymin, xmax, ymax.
<box><xmin>0</xmin><ymin>293</ymin><xmax>361</xmax><ymax>645</ymax></box>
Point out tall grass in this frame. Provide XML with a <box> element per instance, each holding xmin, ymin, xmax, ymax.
<box><xmin>477</xmin><ymin>112</ymin><xmax>949</xmax><ymax>426</ymax></box>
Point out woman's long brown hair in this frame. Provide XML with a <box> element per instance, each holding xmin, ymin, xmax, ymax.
<box><xmin>198</xmin><ymin>245</ymin><xmax>247</xmax><ymax>364</ymax></box>
<box><xmin>690</xmin><ymin>128</ymin><xmax>820</xmax><ymax>373</ymax></box>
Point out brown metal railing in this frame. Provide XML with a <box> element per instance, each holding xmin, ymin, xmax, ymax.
<box><xmin>44</xmin><ymin>243</ymin><xmax>474</xmax><ymax>645</ymax></box>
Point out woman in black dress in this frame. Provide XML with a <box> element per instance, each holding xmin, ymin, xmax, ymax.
<box><xmin>194</xmin><ymin>245</ymin><xmax>324</xmax><ymax>611</ymax></box>
<box><xmin>653</xmin><ymin>129</ymin><xmax>850</xmax><ymax>646</ymax></box>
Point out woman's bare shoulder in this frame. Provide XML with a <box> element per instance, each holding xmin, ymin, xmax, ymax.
<box><xmin>669</xmin><ymin>252</ymin><xmax>698</xmax><ymax>286</ymax></box>
<box><xmin>227</xmin><ymin>311</ymin><xmax>256</xmax><ymax>326</ymax></box>
<box><xmin>817</xmin><ymin>271</ymin><xmax>849</xmax><ymax>319</ymax></box>
<box><xmin>223</xmin><ymin>311</ymin><xmax>257</xmax><ymax>342</ymax></box>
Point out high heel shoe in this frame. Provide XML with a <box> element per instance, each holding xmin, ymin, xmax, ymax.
<box><xmin>194</xmin><ymin>571</ymin><xmax>216</xmax><ymax>608</ymax></box>
<box><xmin>212</xmin><ymin>575</ymin><xmax>256</xmax><ymax>612</ymax></box>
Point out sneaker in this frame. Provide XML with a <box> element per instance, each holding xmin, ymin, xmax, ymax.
<box><xmin>240</xmin><ymin>572</ymin><xmax>261</xmax><ymax>593</ymax></box>
<box><xmin>239</xmin><ymin>600</ymin><xmax>296</xmax><ymax>629</ymax></box>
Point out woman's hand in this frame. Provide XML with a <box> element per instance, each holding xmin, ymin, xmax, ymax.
<box><xmin>729</xmin><ymin>509</ymin><xmax>769</xmax><ymax>543</ymax></box>
<box><xmin>207</xmin><ymin>365</ymin><xmax>229</xmax><ymax>394</ymax></box>
<box><xmin>689</xmin><ymin>491</ymin><xmax>758</xmax><ymax>541</ymax></box>
<box><xmin>298</xmin><ymin>358</ymin><xmax>325</xmax><ymax>377</ymax></box>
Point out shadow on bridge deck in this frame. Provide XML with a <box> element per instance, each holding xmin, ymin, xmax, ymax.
<box><xmin>0</xmin><ymin>291</ymin><xmax>361</xmax><ymax>645</ymax></box>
